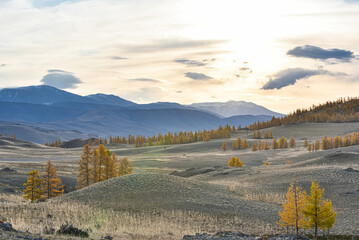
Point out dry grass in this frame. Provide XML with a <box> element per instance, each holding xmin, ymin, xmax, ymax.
<box><xmin>0</xmin><ymin>194</ymin><xmax>279</xmax><ymax>239</ymax></box>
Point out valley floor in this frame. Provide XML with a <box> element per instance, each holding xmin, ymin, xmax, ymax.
<box><xmin>0</xmin><ymin>122</ymin><xmax>358</xmax><ymax>239</ymax></box>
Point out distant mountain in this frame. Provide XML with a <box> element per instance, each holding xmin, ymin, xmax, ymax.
<box><xmin>189</xmin><ymin>101</ymin><xmax>284</xmax><ymax>118</ymax></box>
<box><xmin>86</xmin><ymin>93</ymin><xmax>137</xmax><ymax>107</ymax></box>
<box><xmin>0</xmin><ymin>85</ymin><xmax>280</xmax><ymax>143</ymax></box>
<box><xmin>0</xmin><ymin>85</ymin><xmax>94</xmax><ymax>105</ymax></box>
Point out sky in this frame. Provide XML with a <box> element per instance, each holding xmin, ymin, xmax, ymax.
<box><xmin>0</xmin><ymin>0</ymin><xmax>359</xmax><ymax>113</ymax></box>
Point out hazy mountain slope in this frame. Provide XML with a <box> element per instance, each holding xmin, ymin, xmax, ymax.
<box><xmin>86</xmin><ymin>93</ymin><xmax>137</xmax><ymax>107</ymax></box>
<box><xmin>0</xmin><ymin>122</ymin><xmax>93</xmax><ymax>144</ymax></box>
<box><xmin>0</xmin><ymin>85</ymin><xmax>95</xmax><ymax>104</ymax></box>
<box><xmin>190</xmin><ymin>100</ymin><xmax>284</xmax><ymax>117</ymax></box>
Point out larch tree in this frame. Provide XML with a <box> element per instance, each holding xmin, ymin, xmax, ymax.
<box><xmin>221</xmin><ymin>141</ymin><xmax>229</xmax><ymax>151</ymax></box>
<box><xmin>23</xmin><ymin>169</ymin><xmax>43</xmax><ymax>202</ymax></box>
<box><xmin>264</xmin><ymin>140</ymin><xmax>270</xmax><ymax>150</ymax></box>
<box><xmin>242</xmin><ymin>138</ymin><xmax>249</xmax><ymax>149</ymax></box>
<box><xmin>91</xmin><ymin>147</ymin><xmax>99</xmax><ymax>183</ymax></box>
<box><xmin>118</xmin><ymin>157</ymin><xmax>134</xmax><ymax>176</ymax></box>
<box><xmin>303</xmin><ymin>182</ymin><xmax>336</xmax><ymax>238</ymax></box>
<box><xmin>272</xmin><ymin>138</ymin><xmax>278</xmax><ymax>149</ymax></box>
<box><xmin>277</xmin><ymin>183</ymin><xmax>307</xmax><ymax>234</ymax></box>
<box><xmin>110</xmin><ymin>153</ymin><xmax>119</xmax><ymax>178</ymax></box>
<box><xmin>228</xmin><ymin>157</ymin><xmax>243</xmax><ymax>167</ymax></box>
<box><xmin>42</xmin><ymin>160</ymin><xmax>64</xmax><ymax>199</ymax></box>
<box><xmin>96</xmin><ymin>144</ymin><xmax>107</xmax><ymax>182</ymax></box>
<box><xmin>251</xmin><ymin>143</ymin><xmax>257</xmax><ymax>151</ymax></box>
<box><xmin>289</xmin><ymin>137</ymin><xmax>296</xmax><ymax>148</ymax></box>
<box><xmin>258</xmin><ymin>140</ymin><xmax>262</xmax><ymax>150</ymax></box>
<box><xmin>77</xmin><ymin>144</ymin><xmax>92</xmax><ymax>189</ymax></box>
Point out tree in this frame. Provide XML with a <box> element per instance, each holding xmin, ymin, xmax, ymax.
<box><xmin>304</xmin><ymin>138</ymin><xmax>308</xmax><ymax>148</ymax></box>
<box><xmin>42</xmin><ymin>160</ymin><xmax>64</xmax><ymax>199</ymax></box>
<box><xmin>251</xmin><ymin>143</ymin><xmax>257</xmax><ymax>151</ymax></box>
<box><xmin>95</xmin><ymin>144</ymin><xmax>107</xmax><ymax>182</ymax></box>
<box><xmin>118</xmin><ymin>157</ymin><xmax>133</xmax><ymax>176</ymax></box>
<box><xmin>303</xmin><ymin>182</ymin><xmax>336</xmax><ymax>237</ymax></box>
<box><xmin>279</xmin><ymin>137</ymin><xmax>288</xmax><ymax>149</ymax></box>
<box><xmin>23</xmin><ymin>169</ymin><xmax>43</xmax><ymax>202</ymax></box>
<box><xmin>228</xmin><ymin>157</ymin><xmax>243</xmax><ymax>167</ymax></box>
<box><xmin>242</xmin><ymin>139</ymin><xmax>249</xmax><ymax>149</ymax></box>
<box><xmin>307</xmin><ymin>143</ymin><xmax>312</xmax><ymax>152</ymax></box>
<box><xmin>263</xmin><ymin>140</ymin><xmax>270</xmax><ymax>150</ymax></box>
<box><xmin>221</xmin><ymin>141</ymin><xmax>228</xmax><ymax>151</ymax></box>
<box><xmin>289</xmin><ymin>137</ymin><xmax>296</xmax><ymax>148</ymax></box>
<box><xmin>91</xmin><ymin>147</ymin><xmax>99</xmax><ymax>183</ymax></box>
<box><xmin>277</xmin><ymin>183</ymin><xmax>307</xmax><ymax>234</ymax></box>
<box><xmin>264</xmin><ymin>161</ymin><xmax>270</xmax><ymax>166</ymax></box>
<box><xmin>77</xmin><ymin>144</ymin><xmax>92</xmax><ymax>189</ymax></box>
<box><xmin>272</xmin><ymin>138</ymin><xmax>278</xmax><ymax>149</ymax></box>
<box><xmin>258</xmin><ymin>140</ymin><xmax>262</xmax><ymax>150</ymax></box>
<box><xmin>109</xmin><ymin>153</ymin><xmax>119</xmax><ymax>178</ymax></box>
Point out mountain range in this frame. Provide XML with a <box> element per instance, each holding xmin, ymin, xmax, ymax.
<box><xmin>0</xmin><ymin>85</ymin><xmax>284</xmax><ymax>143</ymax></box>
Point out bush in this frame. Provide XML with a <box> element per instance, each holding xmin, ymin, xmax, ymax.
<box><xmin>57</xmin><ymin>222</ymin><xmax>89</xmax><ymax>238</ymax></box>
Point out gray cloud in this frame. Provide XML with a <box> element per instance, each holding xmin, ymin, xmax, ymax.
<box><xmin>0</xmin><ymin>64</ymin><xmax>6</xmax><ymax>67</ymax></box>
<box><xmin>174</xmin><ymin>59</ymin><xmax>206</xmax><ymax>67</ymax></box>
<box><xmin>33</xmin><ymin>0</ymin><xmax>85</xmax><ymax>8</ymax></box>
<box><xmin>125</xmin><ymin>39</ymin><xmax>227</xmax><ymax>53</ymax></box>
<box><xmin>262</xmin><ymin>68</ymin><xmax>346</xmax><ymax>90</ymax></box>
<box><xmin>174</xmin><ymin>58</ymin><xmax>216</xmax><ymax>67</ymax></box>
<box><xmin>287</xmin><ymin>45</ymin><xmax>355</xmax><ymax>62</ymax></box>
<box><xmin>41</xmin><ymin>70</ymin><xmax>82</xmax><ymax>89</ymax></box>
<box><xmin>185</xmin><ymin>72</ymin><xmax>213</xmax><ymax>80</ymax></box>
<box><xmin>112</xmin><ymin>56</ymin><xmax>128</xmax><ymax>60</ymax></box>
<box><xmin>48</xmin><ymin>69</ymin><xmax>72</xmax><ymax>74</ymax></box>
<box><xmin>129</xmin><ymin>78</ymin><xmax>160</xmax><ymax>83</ymax></box>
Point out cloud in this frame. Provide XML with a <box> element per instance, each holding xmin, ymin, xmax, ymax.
<box><xmin>287</xmin><ymin>45</ymin><xmax>356</xmax><ymax>62</ymax></box>
<box><xmin>129</xmin><ymin>78</ymin><xmax>160</xmax><ymax>83</ymax></box>
<box><xmin>344</xmin><ymin>0</ymin><xmax>359</xmax><ymax>3</ymax></box>
<box><xmin>174</xmin><ymin>59</ymin><xmax>206</xmax><ymax>67</ymax></box>
<box><xmin>185</xmin><ymin>72</ymin><xmax>213</xmax><ymax>80</ymax></box>
<box><xmin>174</xmin><ymin>58</ymin><xmax>216</xmax><ymax>67</ymax></box>
<box><xmin>48</xmin><ymin>69</ymin><xmax>72</xmax><ymax>74</ymax></box>
<box><xmin>0</xmin><ymin>64</ymin><xmax>6</xmax><ymax>67</ymax></box>
<box><xmin>125</xmin><ymin>39</ymin><xmax>227</xmax><ymax>53</ymax></box>
<box><xmin>262</xmin><ymin>68</ymin><xmax>347</xmax><ymax>90</ymax></box>
<box><xmin>32</xmin><ymin>0</ymin><xmax>85</xmax><ymax>8</ymax></box>
<box><xmin>112</xmin><ymin>56</ymin><xmax>128</xmax><ymax>60</ymax></box>
<box><xmin>41</xmin><ymin>70</ymin><xmax>82</xmax><ymax>89</ymax></box>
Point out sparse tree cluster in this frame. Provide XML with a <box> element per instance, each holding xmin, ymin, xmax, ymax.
<box><xmin>228</xmin><ymin>157</ymin><xmax>243</xmax><ymax>167</ymax></box>
<box><xmin>0</xmin><ymin>133</ymin><xmax>16</xmax><ymax>139</ymax></box>
<box><xmin>23</xmin><ymin>160</ymin><xmax>63</xmax><ymax>202</ymax></box>
<box><xmin>77</xmin><ymin>144</ymin><xmax>133</xmax><ymax>189</ymax></box>
<box><xmin>248</xmin><ymin>97</ymin><xmax>359</xmax><ymax>130</ymax></box>
<box><xmin>307</xmin><ymin>132</ymin><xmax>359</xmax><ymax>152</ymax></box>
<box><xmin>45</xmin><ymin>139</ymin><xmax>62</xmax><ymax>147</ymax></box>
<box><xmin>232</xmin><ymin>138</ymin><xmax>250</xmax><ymax>150</ymax></box>
<box><xmin>277</xmin><ymin>182</ymin><xmax>336</xmax><ymax>237</ymax></box>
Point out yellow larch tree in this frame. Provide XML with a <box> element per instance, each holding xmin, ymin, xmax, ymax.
<box><xmin>109</xmin><ymin>153</ymin><xmax>119</xmax><ymax>178</ymax></box>
<box><xmin>251</xmin><ymin>143</ymin><xmax>257</xmax><ymax>151</ymax></box>
<box><xmin>242</xmin><ymin>138</ymin><xmax>249</xmax><ymax>149</ymax></box>
<box><xmin>289</xmin><ymin>137</ymin><xmax>296</xmax><ymax>148</ymax></box>
<box><xmin>118</xmin><ymin>157</ymin><xmax>134</xmax><ymax>176</ymax></box>
<box><xmin>42</xmin><ymin>160</ymin><xmax>64</xmax><ymax>199</ymax></box>
<box><xmin>221</xmin><ymin>141</ymin><xmax>228</xmax><ymax>151</ymax></box>
<box><xmin>263</xmin><ymin>140</ymin><xmax>270</xmax><ymax>150</ymax></box>
<box><xmin>96</xmin><ymin>144</ymin><xmax>107</xmax><ymax>182</ymax></box>
<box><xmin>228</xmin><ymin>157</ymin><xmax>243</xmax><ymax>167</ymax></box>
<box><xmin>277</xmin><ymin>183</ymin><xmax>307</xmax><ymax>234</ymax></box>
<box><xmin>91</xmin><ymin>147</ymin><xmax>99</xmax><ymax>183</ymax></box>
<box><xmin>23</xmin><ymin>169</ymin><xmax>43</xmax><ymax>202</ymax></box>
<box><xmin>303</xmin><ymin>182</ymin><xmax>336</xmax><ymax>238</ymax></box>
<box><xmin>77</xmin><ymin>144</ymin><xmax>92</xmax><ymax>189</ymax></box>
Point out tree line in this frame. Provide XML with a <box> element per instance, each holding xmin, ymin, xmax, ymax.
<box><xmin>248</xmin><ymin>97</ymin><xmax>359</xmax><ymax>130</ymax></box>
<box><xmin>23</xmin><ymin>160</ymin><xmax>64</xmax><ymax>202</ymax></box>
<box><xmin>307</xmin><ymin>131</ymin><xmax>359</xmax><ymax>151</ymax></box>
<box><xmin>222</xmin><ymin>136</ymin><xmax>296</xmax><ymax>152</ymax></box>
<box><xmin>0</xmin><ymin>133</ymin><xmax>16</xmax><ymax>139</ymax></box>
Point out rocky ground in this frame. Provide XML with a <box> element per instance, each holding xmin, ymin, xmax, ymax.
<box><xmin>182</xmin><ymin>232</ymin><xmax>312</xmax><ymax>240</ymax></box>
